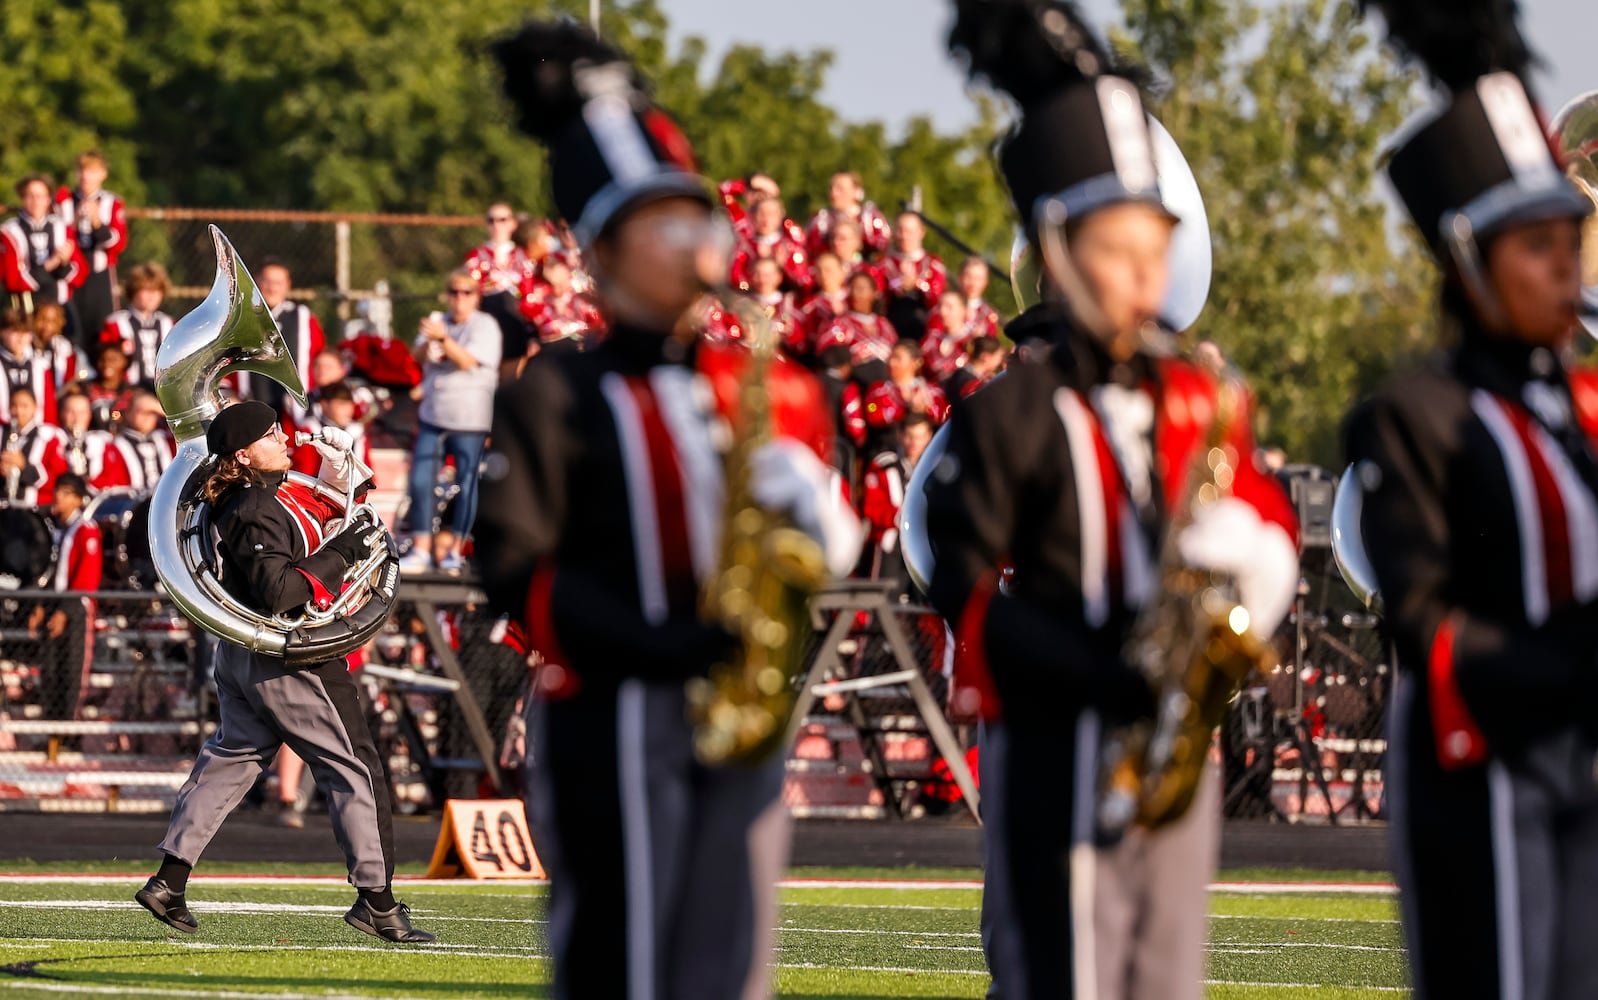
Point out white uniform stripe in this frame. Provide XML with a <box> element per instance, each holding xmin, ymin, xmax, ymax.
<box><xmin>1054</xmin><ymin>389</ymin><xmax>1109</xmax><ymax>628</ymax></box>
<box><xmin>1471</xmin><ymin>392</ymin><xmax>1548</xmax><ymax>624</ymax></box>
<box><xmin>54</xmin><ymin>522</ymin><xmax>79</xmax><ymax>592</ymax></box>
<box><xmin>601</xmin><ymin>374</ymin><xmax>669</xmax><ymax>626</ymax></box>
<box><xmin>1487</xmin><ymin>761</ymin><xmax>1524</xmax><ymax>1000</ymax></box>
<box><xmin>616</xmin><ymin>681</ymin><xmax>655</xmax><ymax>1000</ymax></box>
<box><xmin>648</xmin><ymin>367</ymin><xmax>723</xmax><ymax>584</ymax></box>
<box><xmin>275</xmin><ymin>496</ymin><xmax>312</xmax><ymax>560</ymax></box>
<box><xmin>1528</xmin><ymin>424</ymin><xmax>1598</xmax><ymax>603</ymax></box>
<box><xmin>1069</xmin><ymin>709</ymin><xmax>1100</xmax><ymax>1000</ymax></box>
<box><xmin>1119</xmin><ymin>504</ymin><xmax>1153</xmax><ymax>609</ymax></box>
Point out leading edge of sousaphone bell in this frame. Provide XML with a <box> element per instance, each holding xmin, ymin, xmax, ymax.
<box><xmin>148</xmin><ymin>226</ymin><xmax>399</xmax><ymax>664</ymax></box>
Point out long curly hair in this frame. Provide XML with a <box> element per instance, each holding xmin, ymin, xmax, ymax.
<box><xmin>198</xmin><ymin>455</ymin><xmax>259</xmax><ymax>505</ymax></box>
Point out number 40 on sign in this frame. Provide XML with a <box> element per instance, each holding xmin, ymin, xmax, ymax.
<box><xmin>426</xmin><ymin>799</ymin><xmax>545</xmax><ymax>879</ymax></box>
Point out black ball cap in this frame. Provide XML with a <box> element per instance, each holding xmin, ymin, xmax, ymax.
<box><xmin>206</xmin><ymin>400</ymin><xmax>278</xmax><ymax>457</ymax></box>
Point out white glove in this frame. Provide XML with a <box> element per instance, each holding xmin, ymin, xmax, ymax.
<box><xmin>1176</xmin><ymin>496</ymin><xmax>1298</xmax><ymax>639</ymax></box>
<box><xmin>748</xmin><ymin>439</ymin><xmax>862</xmax><ymax>579</ymax></box>
<box><xmin>315</xmin><ymin>425</ymin><xmax>356</xmax><ymax>454</ymax></box>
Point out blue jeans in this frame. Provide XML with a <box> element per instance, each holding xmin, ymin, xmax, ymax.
<box><xmin>406</xmin><ymin>421</ymin><xmax>487</xmax><ymax>538</ymax></box>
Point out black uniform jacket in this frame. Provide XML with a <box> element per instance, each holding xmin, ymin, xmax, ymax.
<box><xmin>1343</xmin><ymin>323</ymin><xmax>1598</xmax><ymax>769</ymax></box>
<box><xmin>923</xmin><ymin>305</ymin><xmax>1296</xmax><ymax>727</ymax></box>
<box><xmin>212</xmin><ymin>470</ymin><xmax>354</xmax><ymax>618</ymax></box>
<box><xmin>475</xmin><ymin>324</ymin><xmax>736</xmax><ymax>695</ymax></box>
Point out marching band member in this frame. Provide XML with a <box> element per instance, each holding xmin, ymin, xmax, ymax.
<box><xmin>799</xmin><ymin>252</ymin><xmax>851</xmax><ymax>359</ymax></box>
<box><xmin>929</xmin><ymin>4</ymin><xmax>1297</xmax><ymax>998</ymax></box>
<box><xmin>101</xmin><ymin>262</ymin><xmax>175</xmax><ymax>387</ymax></box>
<box><xmin>55</xmin><ymin>150</ymin><xmax>128</xmax><ymax>340</ymax></box>
<box><xmin>827</xmin><ymin>218</ymin><xmax>887</xmax><ymax>296</ymax></box>
<box><xmin>1344</xmin><ymin>4</ymin><xmax>1598</xmax><ymax>997</ymax></box>
<box><xmin>29</xmin><ymin>474</ymin><xmax>99</xmax><ymax>723</ymax></box>
<box><xmin>742</xmin><ymin>258</ymin><xmax>806</xmax><ymax>359</ymax></box>
<box><xmin>2</xmin><ymin>387</ymin><xmax>63</xmax><ymax>507</ymax></box>
<box><xmin>85</xmin><ymin>342</ymin><xmax>135</xmax><ymax>431</ymax></box>
<box><xmin>805</xmin><ymin>170</ymin><xmax>891</xmax><ymax>259</ymax></box>
<box><xmin>860</xmin><ymin>412</ymin><xmax>936</xmax><ymax>585</ymax></box>
<box><xmin>730</xmin><ymin>195</ymin><xmax>812</xmax><ymax>294</ymax></box>
<box><xmin>0</xmin><ymin>175</ymin><xmax>85</xmax><ymax>324</ymax></box>
<box><xmin>44</xmin><ymin>391</ymin><xmax>130</xmax><ymax>493</ymax></box>
<box><xmin>862</xmin><ymin>339</ymin><xmax>950</xmax><ymax>457</ymax></box>
<box><xmin>113</xmin><ymin>389</ymin><xmax>176</xmax><ymax>493</ymax></box>
<box><xmin>0</xmin><ymin>309</ymin><xmax>58</xmax><ymax>424</ymax></box>
<box><xmin>959</xmin><ymin>256</ymin><xmax>1003</xmax><ymax>338</ymax></box>
<box><xmin>922</xmin><ymin>288</ymin><xmax>986</xmax><ymax>385</ymax></box>
<box><xmin>466</xmin><ymin>202</ymin><xmax>533</xmax><ymax>362</ymax></box>
<box><xmin>136</xmin><ymin>401</ymin><xmax>432</xmax><ymax>944</ymax></box>
<box><xmin>30</xmin><ymin>302</ymin><xmax>84</xmax><ymax>391</ymax></box>
<box><xmin>233</xmin><ymin>259</ymin><xmax>326</xmax><ymax>418</ymax></box>
<box><xmin>478</xmin><ymin>22</ymin><xmax>858</xmax><ymax>1000</ymax></box>
<box><xmin>716</xmin><ymin>173</ymin><xmax>782</xmax><ymax>241</ymax></box>
<box><xmin>290</xmin><ymin>382</ymin><xmax>372</xmax><ymax>478</ymax></box>
<box><xmin>521</xmin><ymin>257</ymin><xmax>606</xmax><ymax>352</ymax></box>
<box><xmin>815</xmin><ymin>270</ymin><xmax>898</xmax><ymax>383</ymax></box>
<box><xmin>947</xmin><ymin>335</ymin><xmax>1008</xmax><ymax>402</ymax></box>
<box><xmin>883</xmin><ymin>212</ymin><xmax>949</xmax><ymax>342</ymax></box>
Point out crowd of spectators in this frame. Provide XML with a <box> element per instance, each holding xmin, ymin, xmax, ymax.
<box><xmin>0</xmin><ymin>156</ymin><xmax>1011</xmax><ymax>596</ymax></box>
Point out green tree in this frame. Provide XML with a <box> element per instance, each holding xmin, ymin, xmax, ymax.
<box><xmin>0</xmin><ymin>0</ymin><xmax>143</xmax><ymax>199</ymax></box>
<box><xmin>1118</xmin><ymin>0</ymin><xmax>1433</xmax><ymax>464</ymax></box>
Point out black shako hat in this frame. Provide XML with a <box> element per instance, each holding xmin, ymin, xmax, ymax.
<box><xmin>206</xmin><ymin>400</ymin><xmax>278</xmax><ymax>458</ymax></box>
<box><xmin>492</xmin><ymin>20</ymin><xmax>710</xmax><ymax>248</ymax></box>
<box><xmin>1365</xmin><ymin>0</ymin><xmax>1590</xmax><ymax>260</ymax></box>
<box><xmin>950</xmin><ymin>1</ymin><xmax>1172</xmax><ymax>241</ymax></box>
<box><xmin>1389</xmin><ymin>73</ymin><xmax>1590</xmax><ymax>256</ymax></box>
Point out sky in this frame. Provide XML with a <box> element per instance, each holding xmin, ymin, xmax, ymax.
<box><xmin>661</xmin><ymin>0</ymin><xmax>1598</xmax><ymax>135</ymax></box>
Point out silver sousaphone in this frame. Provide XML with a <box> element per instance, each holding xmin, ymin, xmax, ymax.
<box><xmin>1550</xmin><ymin>91</ymin><xmax>1598</xmax><ymax>339</ymax></box>
<box><xmin>149</xmin><ymin>226</ymin><xmax>399</xmax><ymax>664</ymax></box>
<box><xmin>900</xmin><ymin>116</ymin><xmax>1213</xmax><ymax>594</ymax></box>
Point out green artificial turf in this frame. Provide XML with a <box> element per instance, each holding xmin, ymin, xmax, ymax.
<box><xmin>0</xmin><ymin>869</ymin><xmax>1409</xmax><ymax>998</ymax></box>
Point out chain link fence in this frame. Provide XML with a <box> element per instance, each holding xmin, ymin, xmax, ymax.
<box><xmin>125</xmin><ymin>207</ymin><xmax>485</xmax><ymax>341</ymax></box>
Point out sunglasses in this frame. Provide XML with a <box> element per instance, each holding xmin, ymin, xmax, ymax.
<box><xmin>446</xmin><ymin>288</ymin><xmax>478</xmax><ymax>297</ymax></box>
<box><xmin>487</xmin><ymin>215</ymin><xmax>514</xmax><ymax>223</ymax></box>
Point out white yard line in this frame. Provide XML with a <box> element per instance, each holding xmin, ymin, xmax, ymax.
<box><xmin>0</xmin><ymin>984</ymin><xmax>436</xmax><ymax>1000</ymax></box>
<box><xmin>0</xmin><ymin>873</ymin><xmax>1400</xmax><ymax>895</ymax></box>
<box><xmin>1209</xmin><ymin>881</ymin><xmax>1397</xmax><ymax>896</ymax></box>
<box><xmin>1201</xmin><ymin>980</ymin><xmax>1408</xmax><ymax>993</ymax></box>
<box><xmin>1211</xmin><ymin>913</ymin><xmax>1401</xmax><ymax>924</ymax></box>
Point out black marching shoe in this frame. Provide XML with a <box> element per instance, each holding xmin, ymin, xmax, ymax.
<box><xmin>135</xmin><ymin>876</ymin><xmax>199</xmax><ymax>934</ymax></box>
<box><xmin>344</xmin><ymin>898</ymin><xmax>436</xmax><ymax>944</ymax></box>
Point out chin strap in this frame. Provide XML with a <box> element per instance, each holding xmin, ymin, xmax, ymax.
<box><xmin>1442</xmin><ymin>212</ymin><xmax>1510</xmax><ymax>332</ymax></box>
<box><xmin>1037</xmin><ymin>198</ymin><xmax>1118</xmax><ymax>346</ymax></box>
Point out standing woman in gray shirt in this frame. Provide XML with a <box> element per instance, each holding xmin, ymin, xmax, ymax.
<box><xmin>399</xmin><ymin>269</ymin><xmax>500</xmax><ymax>572</ymax></box>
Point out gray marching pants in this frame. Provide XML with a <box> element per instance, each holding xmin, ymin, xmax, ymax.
<box><xmin>158</xmin><ymin>642</ymin><xmax>395</xmax><ymax>889</ymax></box>
<box><xmin>980</xmin><ymin>720</ymin><xmax>1218</xmax><ymax>1000</ymax></box>
<box><xmin>522</xmin><ymin>679</ymin><xmax>790</xmax><ymax>1000</ymax></box>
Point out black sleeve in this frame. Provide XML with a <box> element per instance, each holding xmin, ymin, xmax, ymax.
<box><xmin>90</xmin><ymin>225</ymin><xmax>113</xmax><ymax>249</ymax></box>
<box><xmin>216</xmin><ymin>494</ymin><xmax>351</xmax><ymax>616</ymax></box>
<box><xmin>474</xmin><ymin>361</ymin><xmax>573</xmax><ymax>618</ymax></box>
<box><xmin>924</xmin><ymin>377</ymin><xmax>1139</xmax><ymax>718</ymax></box>
<box><xmin>1344</xmin><ymin>392</ymin><xmax>1598</xmax><ymax>751</ymax></box>
<box><xmin>548</xmin><ymin>569</ymin><xmax>733</xmax><ymax>682</ymax></box>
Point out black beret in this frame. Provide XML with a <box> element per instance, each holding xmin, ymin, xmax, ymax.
<box><xmin>206</xmin><ymin>400</ymin><xmax>278</xmax><ymax>457</ymax></box>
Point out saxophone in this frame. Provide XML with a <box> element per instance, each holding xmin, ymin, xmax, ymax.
<box><xmin>687</xmin><ymin>300</ymin><xmax>828</xmax><ymax>766</ymax></box>
<box><xmin>1096</xmin><ymin>373</ymin><xmax>1276</xmax><ymax>835</ymax></box>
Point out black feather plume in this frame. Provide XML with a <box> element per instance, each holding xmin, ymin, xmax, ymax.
<box><xmin>948</xmin><ymin>0</ymin><xmax>1118</xmax><ymax>110</ymax></box>
<box><xmin>1360</xmin><ymin>0</ymin><xmax>1536</xmax><ymax>91</ymax></box>
<box><xmin>491</xmin><ymin>19</ymin><xmax>645</xmax><ymax>142</ymax></box>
